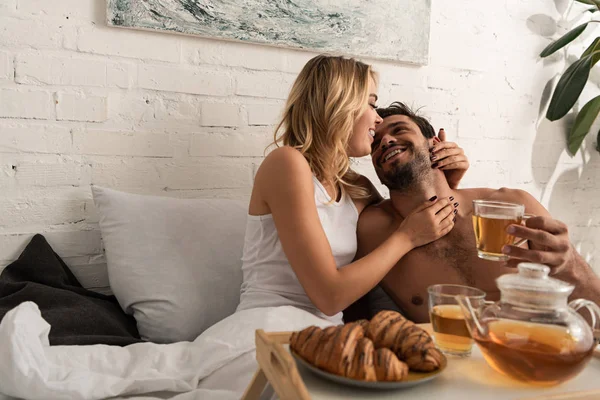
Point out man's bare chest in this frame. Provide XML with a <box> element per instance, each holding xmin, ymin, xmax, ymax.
<box><xmin>381</xmin><ymin>219</ymin><xmax>510</xmax><ymax>321</ymax></box>
<box><xmin>410</xmin><ymin>224</ymin><xmax>481</xmax><ymax>284</ymax></box>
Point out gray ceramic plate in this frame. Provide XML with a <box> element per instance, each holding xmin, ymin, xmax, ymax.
<box><xmin>290</xmin><ymin>350</ymin><xmax>447</xmax><ymax>390</ymax></box>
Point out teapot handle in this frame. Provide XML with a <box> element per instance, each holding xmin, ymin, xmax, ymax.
<box><xmin>569</xmin><ymin>299</ymin><xmax>600</xmax><ymax>342</ymax></box>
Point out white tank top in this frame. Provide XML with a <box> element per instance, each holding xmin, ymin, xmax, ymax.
<box><xmin>236</xmin><ymin>176</ymin><xmax>359</xmax><ymax>324</ymax></box>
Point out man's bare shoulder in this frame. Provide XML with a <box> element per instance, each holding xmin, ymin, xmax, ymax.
<box><xmin>461</xmin><ymin>187</ymin><xmax>548</xmax><ymax>216</ymax></box>
<box><xmin>356</xmin><ymin>200</ymin><xmax>398</xmax><ymax>256</ymax></box>
<box><xmin>457</xmin><ymin>187</ymin><xmax>495</xmax><ymax>200</ymax></box>
<box><xmin>359</xmin><ymin>200</ymin><xmax>396</xmax><ymax>226</ymax></box>
<box><xmin>478</xmin><ymin>187</ymin><xmax>536</xmax><ymax>204</ymax></box>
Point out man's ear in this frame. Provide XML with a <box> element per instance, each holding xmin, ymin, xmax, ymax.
<box><xmin>437</xmin><ymin>128</ymin><xmax>447</xmax><ymax>142</ymax></box>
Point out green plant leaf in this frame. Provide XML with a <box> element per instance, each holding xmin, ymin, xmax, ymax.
<box><xmin>540</xmin><ymin>23</ymin><xmax>588</xmax><ymax>57</ymax></box>
<box><xmin>581</xmin><ymin>0</ymin><xmax>600</xmax><ymax>8</ymax></box>
<box><xmin>546</xmin><ymin>55</ymin><xmax>592</xmax><ymax>121</ymax></box>
<box><xmin>581</xmin><ymin>37</ymin><xmax>600</xmax><ymax>66</ymax></box>
<box><xmin>568</xmin><ymin>95</ymin><xmax>600</xmax><ymax>154</ymax></box>
<box><xmin>582</xmin><ymin>37</ymin><xmax>600</xmax><ymax>57</ymax></box>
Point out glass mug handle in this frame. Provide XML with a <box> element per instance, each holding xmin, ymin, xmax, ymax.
<box><xmin>512</xmin><ymin>214</ymin><xmax>534</xmax><ymax>247</ymax></box>
<box><xmin>569</xmin><ymin>298</ymin><xmax>600</xmax><ymax>343</ymax></box>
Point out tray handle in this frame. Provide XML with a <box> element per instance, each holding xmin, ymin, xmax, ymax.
<box><xmin>255</xmin><ymin>329</ymin><xmax>311</xmax><ymax>400</ymax></box>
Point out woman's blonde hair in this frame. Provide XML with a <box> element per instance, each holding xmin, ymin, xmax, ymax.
<box><xmin>271</xmin><ymin>54</ymin><xmax>376</xmax><ymax>201</ymax></box>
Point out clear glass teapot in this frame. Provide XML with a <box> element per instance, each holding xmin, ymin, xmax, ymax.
<box><xmin>456</xmin><ymin>263</ymin><xmax>600</xmax><ymax>386</ymax></box>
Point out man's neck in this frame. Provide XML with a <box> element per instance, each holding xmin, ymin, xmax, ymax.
<box><xmin>389</xmin><ymin>170</ymin><xmax>456</xmax><ymax>219</ymax></box>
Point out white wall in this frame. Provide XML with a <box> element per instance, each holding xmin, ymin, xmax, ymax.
<box><xmin>0</xmin><ymin>0</ymin><xmax>599</xmax><ymax>292</ymax></box>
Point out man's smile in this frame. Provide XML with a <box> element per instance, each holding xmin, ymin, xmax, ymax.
<box><xmin>378</xmin><ymin>144</ymin><xmax>409</xmax><ymax>166</ymax></box>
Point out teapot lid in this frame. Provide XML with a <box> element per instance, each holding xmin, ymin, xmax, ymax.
<box><xmin>496</xmin><ymin>263</ymin><xmax>574</xmax><ymax>308</ymax></box>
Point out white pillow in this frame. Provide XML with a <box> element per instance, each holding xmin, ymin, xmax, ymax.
<box><xmin>92</xmin><ymin>186</ymin><xmax>247</xmax><ymax>343</ymax></box>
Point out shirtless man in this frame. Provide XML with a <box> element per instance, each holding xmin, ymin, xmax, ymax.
<box><xmin>351</xmin><ymin>102</ymin><xmax>600</xmax><ymax>323</ymax></box>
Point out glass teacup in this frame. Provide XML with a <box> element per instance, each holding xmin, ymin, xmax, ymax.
<box><xmin>428</xmin><ymin>284</ymin><xmax>486</xmax><ymax>357</ymax></box>
<box><xmin>472</xmin><ymin>200</ymin><xmax>530</xmax><ymax>261</ymax></box>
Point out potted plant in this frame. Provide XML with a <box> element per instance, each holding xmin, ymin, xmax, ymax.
<box><xmin>540</xmin><ymin>0</ymin><xmax>600</xmax><ymax>154</ymax></box>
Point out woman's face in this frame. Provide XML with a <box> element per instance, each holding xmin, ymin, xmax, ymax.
<box><xmin>347</xmin><ymin>77</ymin><xmax>382</xmax><ymax>158</ymax></box>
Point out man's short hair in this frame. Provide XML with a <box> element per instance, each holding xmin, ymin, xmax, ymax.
<box><xmin>376</xmin><ymin>102</ymin><xmax>436</xmax><ymax>139</ymax></box>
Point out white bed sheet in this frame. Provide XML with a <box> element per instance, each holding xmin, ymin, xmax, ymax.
<box><xmin>0</xmin><ymin>302</ymin><xmax>333</xmax><ymax>400</ymax></box>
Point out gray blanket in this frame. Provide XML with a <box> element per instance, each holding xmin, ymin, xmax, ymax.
<box><xmin>0</xmin><ymin>234</ymin><xmax>141</xmax><ymax>346</ymax></box>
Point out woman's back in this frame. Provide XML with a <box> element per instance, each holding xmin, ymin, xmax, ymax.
<box><xmin>236</xmin><ymin>175</ymin><xmax>358</xmax><ymax>324</ymax></box>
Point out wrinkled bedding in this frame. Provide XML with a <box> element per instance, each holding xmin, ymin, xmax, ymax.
<box><xmin>0</xmin><ymin>302</ymin><xmax>333</xmax><ymax>400</ymax></box>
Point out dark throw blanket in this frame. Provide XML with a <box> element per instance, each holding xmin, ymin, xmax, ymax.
<box><xmin>0</xmin><ymin>234</ymin><xmax>141</xmax><ymax>346</ymax></box>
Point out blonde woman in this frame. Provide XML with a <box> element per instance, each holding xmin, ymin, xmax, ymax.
<box><xmin>235</xmin><ymin>55</ymin><xmax>468</xmax><ymax>323</ymax></box>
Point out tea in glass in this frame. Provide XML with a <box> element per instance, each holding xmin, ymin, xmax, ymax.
<box><xmin>472</xmin><ymin>200</ymin><xmax>526</xmax><ymax>261</ymax></box>
<box><xmin>427</xmin><ymin>284</ymin><xmax>486</xmax><ymax>357</ymax></box>
<box><xmin>430</xmin><ymin>304</ymin><xmax>472</xmax><ymax>353</ymax></box>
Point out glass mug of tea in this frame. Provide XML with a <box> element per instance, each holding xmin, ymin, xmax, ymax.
<box><xmin>427</xmin><ymin>284</ymin><xmax>486</xmax><ymax>357</ymax></box>
<box><xmin>472</xmin><ymin>200</ymin><xmax>531</xmax><ymax>261</ymax></box>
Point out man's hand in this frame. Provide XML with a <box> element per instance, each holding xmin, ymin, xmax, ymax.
<box><xmin>433</xmin><ymin>128</ymin><xmax>469</xmax><ymax>189</ymax></box>
<box><xmin>502</xmin><ymin>216</ymin><xmax>574</xmax><ymax>274</ymax></box>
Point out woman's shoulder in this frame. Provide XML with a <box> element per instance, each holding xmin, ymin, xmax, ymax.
<box><xmin>255</xmin><ymin>146</ymin><xmax>313</xmax><ymax>188</ymax></box>
<box><xmin>264</xmin><ymin>146</ymin><xmax>307</xmax><ymax>165</ymax></box>
<box><xmin>250</xmin><ymin>146</ymin><xmax>320</xmax><ymax>215</ymax></box>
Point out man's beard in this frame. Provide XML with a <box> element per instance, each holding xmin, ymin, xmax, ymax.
<box><xmin>378</xmin><ymin>144</ymin><xmax>431</xmax><ymax>191</ymax></box>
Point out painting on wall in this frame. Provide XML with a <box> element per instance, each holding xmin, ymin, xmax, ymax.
<box><xmin>106</xmin><ymin>0</ymin><xmax>431</xmax><ymax>65</ymax></box>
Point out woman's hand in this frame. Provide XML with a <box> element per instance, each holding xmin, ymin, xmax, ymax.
<box><xmin>431</xmin><ymin>129</ymin><xmax>469</xmax><ymax>189</ymax></box>
<box><xmin>397</xmin><ymin>196</ymin><xmax>456</xmax><ymax>248</ymax></box>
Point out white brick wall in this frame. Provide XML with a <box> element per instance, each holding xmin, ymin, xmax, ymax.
<box><xmin>0</xmin><ymin>51</ymin><xmax>11</xmax><ymax>81</ymax></box>
<box><xmin>138</xmin><ymin>64</ymin><xmax>233</xmax><ymax>96</ymax></box>
<box><xmin>73</xmin><ymin>129</ymin><xmax>173</xmax><ymax>157</ymax></box>
<box><xmin>200</xmin><ymin>103</ymin><xmax>241</xmax><ymax>127</ymax></box>
<box><xmin>56</xmin><ymin>92</ymin><xmax>108</xmax><ymax>122</ymax></box>
<box><xmin>0</xmin><ymin>123</ymin><xmax>72</xmax><ymax>153</ymax></box>
<box><xmin>235</xmin><ymin>71</ymin><xmax>296</xmax><ymax>99</ymax></box>
<box><xmin>16</xmin><ymin>53</ymin><xmax>106</xmax><ymax>86</ymax></box>
<box><xmin>1</xmin><ymin>0</ymin><xmax>599</xmax><ymax>291</ymax></box>
<box><xmin>16</xmin><ymin>0</ymin><xmax>96</xmax><ymax>19</ymax></box>
<box><xmin>0</xmin><ymin>89</ymin><xmax>54</xmax><ymax>119</ymax></box>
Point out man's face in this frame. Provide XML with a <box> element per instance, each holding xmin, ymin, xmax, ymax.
<box><xmin>371</xmin><ymin>114</ymin><xmax>433</xmax><ymax>190</ymax></box>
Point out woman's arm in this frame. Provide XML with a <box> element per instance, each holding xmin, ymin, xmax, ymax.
<box><xmin>253</xmin><ymin>147</ymin><xmax>455</xmax><ymax>316</ymax></box>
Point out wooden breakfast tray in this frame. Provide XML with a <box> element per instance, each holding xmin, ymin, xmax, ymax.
<box><xmin>242</xmin><ymin>324</ymin><xmax>600</xmax><ymax>400</ymax></box>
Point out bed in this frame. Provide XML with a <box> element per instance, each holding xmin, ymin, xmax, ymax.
<box><xmin>0</xmin><ymin>187</ymin><xmax>334</xmax><ymax>400</ymax></box>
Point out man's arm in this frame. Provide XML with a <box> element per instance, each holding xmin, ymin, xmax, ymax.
<box><xmin>493</xmin><ymin>189</ymin><xmax>600</xmax><ymax>306</ymax></box>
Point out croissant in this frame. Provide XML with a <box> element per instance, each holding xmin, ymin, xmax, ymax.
<box><xmin>374</xmin><ymin>347</ymin><xmax>408</xmax><ymax>381</ymax></box>
<box><xmin>317</xmin><ymin>323</ymin><xmax>364</xmax><ymax>376</ymax></box>
<box><xmin>291</xmin><ymin>311</ymin><xmax>442</xmax><ymax>381</ymax></box>
<box><xmin>354</xmin><ymin>319</ymin><xmax>370</xmax><ymax>334</ymax></box>
<box><xmin>290</xmin><ymin>325</ymin><xmax>323</xmax><ymax>365</ymax></box>
<box><xmin>313</xmin><ymin>326</ymin><xmax>337</xmax><ymax>369</ymax></box>
<box><xmin>367</xmin><ymin>310</ymin><xmax>444</xmax><ymax>372</ymax></box>
<box><xmin>346</xmin><ymin>337</ymin><xmax>377</xmax><ymax>381</ymax></box>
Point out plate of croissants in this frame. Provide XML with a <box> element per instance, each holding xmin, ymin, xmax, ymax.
<box><xmin>289</xmin><ymin>310</ymin><xmax>447</xmax><ymax>389</ymax></box>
